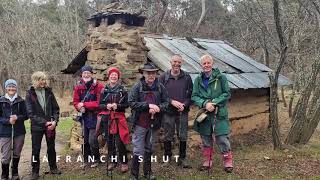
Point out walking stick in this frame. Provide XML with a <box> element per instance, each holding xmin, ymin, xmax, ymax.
<box><xmin>81</xmin><ymin>115</ymin><xmax>85</xmax><ymax>169</ymax></box>
<box><xmin>76</xmin><ymin>108</ymin><xmax>86</xmax><ymax>169</ymax></box>
<box><xmin>208</xmin><ymin>106</ymin><xmax>218</xmax><ymax>176</ymax></box>
<box><xmin>106</xmin><ymin>111</ymin><xmax>112</xmax><ymax>179</ymax></box>
<box><xmin>178</xmin><ymin>111</ymin><xmax>182</xmax><ymax>164</ymax></box>
<box><xmin>112</xmin><ymin>113</ymin><xmax>121</xmax><ymax>180</ymax></box>
<box><xmin>10</xmin><ymin>106</ymin><xmax>14</xmax><ymax>172</ymax></box>
<box><xmin>148</xmin><ymin>112</ymin><xmax>155</xmax><ymax>180</ymax></box>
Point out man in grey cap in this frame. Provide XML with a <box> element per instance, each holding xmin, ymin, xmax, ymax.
<box><xmin>128</xmin><ymin>62</ymin><xmax>169</xmax><ymax>180</ymax></box>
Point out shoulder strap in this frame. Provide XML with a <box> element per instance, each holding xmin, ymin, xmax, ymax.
<box><xmin>163</xmin><ymin>71</ymin><xmax>170</xmax><ymax>86</ymax></box>
<box><xmin>82</xmin><ymin>84</ymin><xmax>94</xmax><ymax>102</ymax></box>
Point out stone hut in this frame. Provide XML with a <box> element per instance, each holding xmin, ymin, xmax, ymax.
<box><xmin>62</xmin><ymin>3</ymin><xmax>291</xmax><ymax>150</ymax></box>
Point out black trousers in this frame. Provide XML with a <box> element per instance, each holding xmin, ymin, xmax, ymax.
<box><xmin>31</xmin><ymin>130</ymin><xmax>57</xmax><ymax>173</ymax></box>
<box><xmin>107</xmin><ymin>134</ymin><xmax>128</xmax><ymax>164</ymax></box>
<box><xmin>101</xmin><ymin>116</ymin><xmax>128</xmax><ymax>164</ymax></box>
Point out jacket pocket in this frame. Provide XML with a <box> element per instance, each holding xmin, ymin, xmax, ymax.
<box><xmin>218</xmin><ymin>107</ymin><xmax>228</xmax><ymax>118</ymax></box>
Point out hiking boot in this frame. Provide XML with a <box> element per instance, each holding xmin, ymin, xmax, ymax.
<box><xmin>222</xmin><ymin>151</ymin><xmax>233</xmax><ymax>173</ymax></box>
<box><xmin>178</xmin><ymin>141</ymin><xmax>190</xmax><ymax>168</ymax></box>
<box><xmin>107</xmin><ymin>163</ymin><xmax>117</xmax><ymax>171</ymax></box>
<box><xmin>50</xmin><ymin>168</ymin><xmax>62</xmax><ymax>175</ymax></box>
<box><xmin>199</xmin><ymin>147</ymin><xmax>213</xmax><ymax>171</ymax></box>
<box><xmin>162</xmin><ymin>141</ymin><xmax>172</xmax><ymax>168</ymax></box>
<box><xmin>12</xmin><ymin>157</ymin><xmax>20</xmax><ymax>180</ymax></box>
<box><xmin>178</xmin><ymin>158</ymin><xmax>190</xmax><ymax>168</ymax></box>
<box><xmin>90</xmin><ymin>162</ymin><xmax>99</xmax><ymax>168</ymax></box>
<box><xmin>120</xmin><ymin>163</ymin><xmax>129</xmax><ymax>173</ymax></box>
<box><xmin>30</xmin><ymin>173</ymin><xmax>39</xmax><ymax>180</ymax></box>
<box><xmin>130</xmin><ymin>155</ymin><xmax>140</xmax><ymax>180</ymax></box>
<box><xmin>143</xmin><ymin>152</ymin><xmax>156</xmax><ymax>180</ymax></box>
<box><xmin>1</xmin><ymin>163</ymin><xmax>9</xmax><ymax>180</ymax></box>
<box><xmin>11</xmin><ymin>175</ymin><xmax>19</xmax><ymax>180</ymax></box>
<box><xmin>143</xmin><ymin>173</ymin><xmax>156</xmax><ymax>180</ymax></box>
<box><xmin>130</xmin><ymin>175</ymin><xmax>138</xmax><ymax>180</ymax></box>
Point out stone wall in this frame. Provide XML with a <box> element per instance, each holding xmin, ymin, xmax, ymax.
<box><xmin>85</xmin><ymin>16</ymin><xmax>148</xmax><ymax>87</ymax></box>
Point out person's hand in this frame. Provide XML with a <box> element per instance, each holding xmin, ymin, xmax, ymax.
<box><xmin>77</xmin><ymin>102</ymin><xmax>84</xmax><ymax>109</ymax></box>
<box><xmin>112</xmin><ymin>103</ymin><xmax>117</xmax><ymax>110</ymax></box>
<box><xmin>178</xmin><ymin>105</ymin><xmax>185</xmax><ymax>112</ymax></box>
<box><xmin>171</xmin><ymin>100</ymin><xmax>184</xmax><ymax>110</ymax></box>
<box><xmin>80</xmin><ymin>107</ymin><xmax>86</xmax><ymax>113</ymax></box>
<box><xmin>48</xmin><ymin>121</ymin><xmax>56</xmax><ymax>130</ymax></box>
<box><xmin>205</xmin><ymin>102</ymin><xmax>215</xmax><ymax>112</ymax></box>
<box><xmin>46</xmin><ymin>122</ymin><xmax>52</xmax><ymax>127</ymax></box>
<box><xmin>149</xmin><ymin>108</ymin><xmax>156</xmax><ymax>114</ymax></box>
<box><xmin>149</xmin><ymin>104</ymin><xmax>160</xmax><ymax>113</ymax></box>
<box><xmin>9</xmin><ymin>115</ymin><xmax>17</xmax><ymax>125</ymax></box>
<box><xmin>106</xmin><ymin>104</ymin><xmax>113</xmax><ymax>110</ymax></box>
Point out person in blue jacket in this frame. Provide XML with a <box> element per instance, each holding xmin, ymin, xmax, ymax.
<box><xmin>0</xmin><ymin>79</ymin><xmax>28</xmax><ymax>180</ymax></box>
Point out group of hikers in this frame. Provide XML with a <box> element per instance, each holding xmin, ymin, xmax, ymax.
<box><xmin>0</xmin><ymin>54</ymin><xmax>233</xmax><ymax>180</ymax></box>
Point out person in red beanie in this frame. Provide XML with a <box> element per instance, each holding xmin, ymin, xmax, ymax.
<box><xmin>97</xmin><ymin>67</ymin><xmax>130</xmax><ymax>173</ymax></box>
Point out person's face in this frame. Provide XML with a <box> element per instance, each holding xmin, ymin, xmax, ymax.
<box><xmin>143</xmin><ymin>71</ymin><xmax>157</xmax><ymax>84</ymax></box>
<box><xmin>201</xmin><ymin>58</ymin><xmax>214</xmax><ymax>74</ymax></box>
<box><xmin>36</xmin><ymin>79</ymin><xmax>47</xmax><ymax>88</ymax></box>
<box><xmin>6</xmin><ymin>86</ymin><xmax>17</xmax><ymax>96</ymax></box>
<box><xmin>170</xmin><ymin>56</ymin><xmax>183</xmax><ymax>72</ymax></box>
<box><xmin>82</xmin><ymin>71</ymin><xmax>92</xmax><ymax>79</ymax></box>
<box><xmin>108</xmin><ymin>72</ymin><xmax>119</xmax><ymax>84</ymax></box>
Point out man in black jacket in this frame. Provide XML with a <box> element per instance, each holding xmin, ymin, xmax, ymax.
<box><xmin>25</xmin><ymin>71</ymin><xmax>61</xmax><ymax>180</ymax></box>
<box><xmin>159</xmin><ymin>54</ymin><xmax>193</xmax><ymax>168</ymax></box>
<box><xmin>128</xmin><ymin>63</ymin><xmax>169</xmax><ymax>180</ymax></box>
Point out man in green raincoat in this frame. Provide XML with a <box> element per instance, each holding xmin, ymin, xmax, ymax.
<box><xmin>191</xmin><ymin>54</ymin><xmax>233</xmax><ymax>173</ymax></box>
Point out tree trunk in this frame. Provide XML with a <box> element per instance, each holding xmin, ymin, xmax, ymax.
<box><xmin>155</xmin><ymin>0</ymin><xmax>168</xmax><ymax>33</ymax></box>
<box><xmin>269</xmin><ymin>73</ymin><xmax>282</xmax><ymax>149</ymax></box>
<box><xmin>285</xmin><ymin>62</ymin><xmax>320</xmax><ymax>144</ymax></box>
<box><xmin>281</xmin><ymin>87</ymin><xmax>287</xmax><ymax>107</ymax></box>
<box><xmin>264</xmin><ymin>46</ymin><xmax>270</xmax><ymax>67</ymax></box>
<box><xmin>300</xmin><ymin>102</ymin><xmax>320</xmax><ymax>144</ymax></box>
<box><xmin>0</xmin><ymin>67</ymin><xmax>9</xmax><ymax>94</ymax></box>
<box><xmin>288</xmin><ymin>84</ymin><xmax>295</xmax><ymax>118</ymax></box>
<box><xmin>59</xmin><ymin>80</ymin><xmax>66</xmax><ymax>98</ymax></box>
<box><xmin>194</xmin><ymin>0</ymin><xmax>206</xmax><ymax>33</ymax></box>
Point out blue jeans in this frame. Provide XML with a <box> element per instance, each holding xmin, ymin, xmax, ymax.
<box><xmin>132</xmin><ymin>125</ymin><xmax>158</xmax><ymax>156</ymax></box>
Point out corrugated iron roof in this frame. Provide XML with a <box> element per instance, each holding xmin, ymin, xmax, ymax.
<box><xmin>145</xmin><ymin>35</ymin><xmax>291</xmax><ymax>89</ymax></box>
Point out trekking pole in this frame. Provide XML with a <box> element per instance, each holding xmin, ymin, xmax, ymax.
<box><xmin>208</xmin><ymin>106</ymin><xmax>218</xmax><ymax>176</ymax></box>
<box><xmin>106</xmin><ymin>115</ymin><xmax>110</xmax><ymax>177</ymax></box>
<box><xmin>110</xmin><ymin>110</ymin><xmax>116</xmax><ymax>180</ymax></box>
<box><xmin>10</xmin><ymin>105</ymin><xmax>14</xmax><ymax>173</ymax></box>
<box><xmin>149</xmin><ymin>112</ymin><xmax>155</xmax><ymax>180</ymax></box>
<box><xmin>112</xmin><ymin>113</ymin><xmax>121</xmax><ymax>180</ymax></box>
<box><xmin>81</xmin><ymin>115</ymin><xmax>85</xmax><ymax>169</ymax></box>
<box><xmin>178</xmin><ymin>111</ymin><xmax>182</xmax><ymax>164</ymax></box>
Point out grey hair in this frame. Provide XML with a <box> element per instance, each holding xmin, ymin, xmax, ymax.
<box><xmin>31</xmin><ymin>71</ymin><xmax>49</xmax><ymax>87</ymax></box>
<box><xmin>200</xmin><ymin>54</ymin><xmax>214</xmax><ymax>63</ymax></box>
<box><xmin>171</xmin><ymin>54</ymin><xmax>183</xmax><ymax>61</ymax></box>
